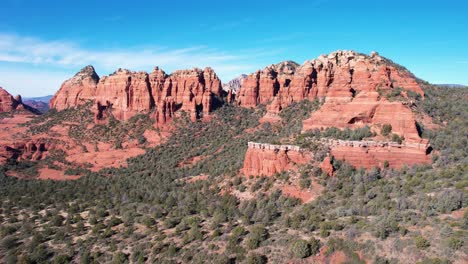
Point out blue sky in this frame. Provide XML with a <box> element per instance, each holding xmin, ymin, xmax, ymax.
<box><xmin>0</xmin><ymin>0</ymin><xmax>467</xmax><ymax>96</ymax></box>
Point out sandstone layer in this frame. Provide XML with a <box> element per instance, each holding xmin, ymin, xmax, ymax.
<box><xmin>330</xmin><ymin>144</ymin><xmax>431</xmax><ymax>169</ymax></box>
<box><xmin>242</xmin><ymin>142</ymin><xmax>312</xmax><ymax>176</ymax></box>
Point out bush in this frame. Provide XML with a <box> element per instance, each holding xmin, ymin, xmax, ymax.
<box><xmin>1</xmin><ymin>236</ymin><xmax>17</xmax><ymax>250</ymax></box>
<box><xmin>381</xmin><ymin>124</ymin><xmax>392</xmax><ymax>136</ymax></box>
<box><xmin>415</xmin><ymin>236</ymin><xmax>430</xmax><ymax>249</ymax></box>
<box><xmin>290</xmin><ymin>239</ymin><xmax>311</xmax><ymax>258</ymax></box>
<box><xmin>245</xmin><ymin>225</ymin><xmax>268</xmax><ymax>250</ymax></box>
<box><xmin>309</xmin><ymin>237</ymin><xmax>321</xmax><ymax>255</ymax></box>
<box><xmin>246</xmin><ymin>253</ymin><xmax>267</xmax><ymax>264</ymax></box>
<box><xmin>112</xmin><ymin>252</ymin><xmax>128</xmax><ymax>264</ymax></box>
<box><xmin>447</xmin><ymin>237</ymin><xmax>463</xmax><ymax>250</ymax></box>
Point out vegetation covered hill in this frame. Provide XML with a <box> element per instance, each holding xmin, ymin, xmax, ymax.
<box><xmin>0</xmin><ymin>84</ymin><xmax>466</xmax><ymax>263</ymax></box>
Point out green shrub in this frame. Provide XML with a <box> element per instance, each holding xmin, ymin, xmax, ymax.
<box><xmin>381</xmin><ymin>124</ymin><xmax>392</xmax><ymax>136</ymax></box>
<box><xmin>415</xmin><ymin>236</ymin><xmax>430</xmax><ymax>249</ymax></box>
<box><xmin>290</xmin><ymin>239</ymin><xmax>311</xmax><ymax>258</ymax></box>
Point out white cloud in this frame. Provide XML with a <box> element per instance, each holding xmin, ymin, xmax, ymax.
<box><xmin>0</xmin><ymin>33</ymin><xmax>269</xmax><ymax>96</ymax></box>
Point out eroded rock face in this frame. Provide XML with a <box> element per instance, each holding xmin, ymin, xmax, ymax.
<box><xmin>320</xmin><ymin>156</ymin><xmax>334</xmax><ymax>176</ymax></box>
<box><xmin>236</xmin><ymin>50</ymin><xmax>425</xmax><ymax>143</ymax></box>
<box><xmin>50</xmin><ymin>66</ymin><xmax>223</xmax><ymax>123</ymax></box>
<box><xmin>236</xmin><ymin>51</ymin><xmax>424</xmax><ymax>107</ymax></box>
<box><xmin>330</xmin><ymin>144</ymin><xmax>431</xmax><ymax>169</ymax></box>
<box><xmin>242</xmin><ymin>142</ymin><xmax>312</xmax><ymax>176</ymax></box>
<box><xmin>0</xmin><ymin>139</ymin><xmax>52</xmax><ymax>163</ymax></box>
<box><xmin>0</xmin><ymin>87</ymin><xmax>19</xmax><ymax>112</ymax></box>
<box><xmin>95</xmin><ymin>69</ymin><xmax>153</xmax><ymax>120</ymax></box>
<box><xmin>49</xmin><ymin>66</ymin><xmax>100</xmax><ymax>111</ymax></box>
<box><xmin>0</xmin><ymin>87</ymin><xmax>39</xmax><ymax>114</ymax></box>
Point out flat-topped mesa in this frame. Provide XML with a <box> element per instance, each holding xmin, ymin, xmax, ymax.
<box><xmin>0</xmin><ymin>87</ymin><xmax>39</xmax><ymax>114</ymax></box>
<box><xmin>243</xmin><ymin>142</ymin><xmax>312</xmax><ymax>176</ymax></box>
<box><xmin>50</xmin><ymin>66</ymin><xmax>223</xmax><ymax>123</ymax></box>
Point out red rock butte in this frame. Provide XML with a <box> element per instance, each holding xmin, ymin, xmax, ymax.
<box><xmin>0</xmin><ymin>87</ymin><xmax>39</xmax><ymax>114</ymax></box>
<box><xmin>235</xmin><ymin>50</ymin><xmax>424</xmax><ymax>143</ymax></box>
<box><xmin>49</xmin><ymin>65</ymin><xmax>223</xmax><ymax>124</ymax></box>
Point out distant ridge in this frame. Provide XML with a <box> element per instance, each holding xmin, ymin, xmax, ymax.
<box><xmin>23</xmin><ymin>95</ymin><xmax>53</xmax><ymax>103</ymax></box>
<box><xmin>435</xmin><ymin>84</ymin><xmax>467</xmax><ymax>88</ymax></box>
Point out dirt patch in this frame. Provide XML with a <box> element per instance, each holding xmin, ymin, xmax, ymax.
<box><xmin>259</xmin><ymin>113</ymin><xmax>281</xmax><ymax>124</ymax></box>
<box><xmin>281</xmin><ymin>179</ymin><xmax>323</xmax><ymax>203</ymax></box>
<box><xmin>186</xmin><ymin>174</ymin><xmax>209</xmax><ymax>183</ymax></box>
<box><xmin>66</xmin><ymin>147</ymin><xmax>146</xmax><ymax>172</ymax></box>
<box><xmin>178</xmin><ymin>155</ymin><xmax>206</xmax><ymax>168</ymax></box>
<box><xmin>38</xmin><ymin>168</ymin><xmax>80</xmax><ymax>181</ymax></box>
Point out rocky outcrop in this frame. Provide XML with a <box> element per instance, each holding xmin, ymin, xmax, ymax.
<box><xmin>320</xmin><ymin>156</ymin><xmax>334</xmax><ymax>176</ymax></box>
<box><xmin>0</xmin><ymin>88</ymin><xmax>19</xmax><ymax>112</ymax></box>
<box><xmin>322</xmin><ymin>138</ymin><xmax>432</xmax><ymax>169</ymax></box>
<box><xmin>330</xmin><ymin>144</ymin><xmax>431</xmax><ymax>169</ymax></box>
<box><xmin>237</xmin><ymin>61</ymin><xmax>299</xmax><ymax>108</ymax></box>
<box><xmin>242</xmin><ymin>142</ymin><xmax>312</xmax><ymax>176</ymax></box>
<box><xmin>303</xmin><ymin>100</ymin><xmax>421</xmax><ymax>142</ymax></box>
<box><xmin>95</xmin><ymin>69</ymin><xmax>153</xmax><ymax>120</ymax></box>
<box><xmin>236</xmin><ymin>51</ymin><xmax>423</xmax><ymax>108</ymax></box>
<box><xmin>50</xmin><ymin>66</ymin><xmax>223</xmax><ymax>123</ymax></box>
<box><xmin>0</xmin><ymin>87</ymin><xmax>40</xmax><ymax>114</ymax></box>
<box><xmin>49</xmin><ymin>66</ymin><xmax>100</xmax><ymax>111</ymax></box>
<box><xmin>0</xmin><ymin>139</ymin><xmax>52</xmax><ymax>163</ymax></box>
<box><xmin>235</xmin><ymin>51</ymin><xmax>425</xmax><ymax>143</ymax></box>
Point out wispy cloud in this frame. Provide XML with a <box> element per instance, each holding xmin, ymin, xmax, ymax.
<box><xmin>0</xmin><ymin>33</ymin><xmax>267</xmax><ymax>82</ymax></box>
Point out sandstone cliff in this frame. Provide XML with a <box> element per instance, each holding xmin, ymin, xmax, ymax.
<box><xmin>236</xmin><ymin>51</ymin><xmax>424</xmax><ymax>142</ymax></box>
<box><xmin>0</xmin><ymin>87</ymin><xmax>40</xmax><ymax>114</ymax></box>
<box><xmin>50</xmin><ymin>66</ymin><xmax>224</xmax><ymax>123</ymax></box>
<box><xmin>242</xmin><ymin>142</ymin><xmax>312</xmax><ymax>176</ymax></box>
<box><xmin>49</xmin><ymin>65</ymin><xmax>100</xmax><ymax>111</ymax></box>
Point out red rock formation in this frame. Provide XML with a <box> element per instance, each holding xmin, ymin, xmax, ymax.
<box><xmin>0</xmin><ymin>87</ymin><xmax>19</xmax><ymax>112</ymax></box>
<box><xmin>0</xmin><ymin>87</ymin><xmax>39</xmax><ymax>114</ymax></box>
<box><xmin>95</xmin><ymin>69</ymin><xmax>153</xmax><ymax>120</ymax></box>
<box><xmin>303</xmin><ymin>100</ymin><xmax>421</xmax><ymax>142</ymax></box>
<box><xmin>330</xmin><ymin>144</ymin><xmax>431</xmax><ymax>169</ymax></box>
<box><xmin>237</xmin><ymin>61</ymin><xmax>299</xmax><ymax>108</ymax></box>
<box><xmin>242</xmin><ymin>142</ymin><xmax>312</xmax><ymax>176</ymax></box>
<box><xmin>320</xmin><ymin>156</ymin><xmax>334</xmax><ymax>176</ymax></box>
<box><xmin>49</xmin><ymin>66</ymin><xmax>99</xmax><ymax>110</ymax></box>
<box><xmin>50</xmin><ymin>66</ymin><xmax>223</xmax><ymax>123</ymax></box>
<box><xmin>236</xmin><ymin>51</ymin><xmax>425</xmax><ymax>143</ymax></box>
<box><xmin>236</xmin><ymin>51</ymin><xmax>424</xmax><ymax>108</ymax></box>
<box><xmin>0</xmin><ymin>139</ymin><xmax>53</xmax><ymax>163</ymax></box>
